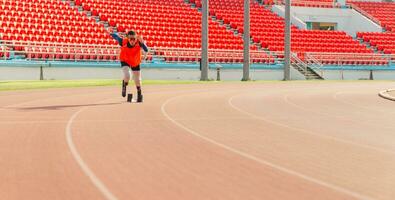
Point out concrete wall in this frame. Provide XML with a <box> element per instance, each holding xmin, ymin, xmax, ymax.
<box><xmin>4</xmin><ymin>67</ymin><xmax>394</xmax><ymax>81</ymax></box>
<box><xmin>0</xmin><ymin>67</ymin><xmax>291</xmax><ymax>81</ymax></box>
<box><xmin>273</xmin><ymin>6</ymin><xmax>383</xmax><ymax>37</ymax></box>
<box><xmin>272</xmin><ymin>5</ymin><xmax>307</xmax><ymax>29</ymax></box>
<box><xmin>322</xmin><ymin>70</ymin><xmax>395</xmax><ymax>80</ymax></box>
<box><xmin>0</xmin><ymin>66</ymin><xmax>306</xmax><ymax>81</ymax></box>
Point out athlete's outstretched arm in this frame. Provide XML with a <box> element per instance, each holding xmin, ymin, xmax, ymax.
<box><xmin>136</xmin><ymin>35</ymin><xmax>149</xmax><ymax>60</ymax></box>
<box><xmin>136</xmin><ymin>35</ymin><xmax>149</xmax><ymax>52</ymax></box>
<box><xmin>110</xmin><ymin>29</ymin><xmax>123</xmax><ymax>46</ymax></box>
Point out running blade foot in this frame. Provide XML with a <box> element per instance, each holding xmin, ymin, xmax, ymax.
<box><xmin>122</xmin><ymin>80</ymin><xmax>127</xmax><ymax>97</ymax></box>
<box><xmin>137</xmin><ymin>94</ymin><xmax>143</xmax><ymax>103</ymax></box>
<box><xmin>127</xmin><ymin>93</ymin><xmax>133</xmax><ymax>102</ymax></box>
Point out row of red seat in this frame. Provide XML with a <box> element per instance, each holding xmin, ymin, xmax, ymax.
<box><xmin>99</xmin><ymin>14</ymin><xmax>201</xmax><ymax>22</ymax></box>
<box><xmin>1</xmin><ymin>12</ymin><xmax>89</xmax><ymax>20</ymax></box>
<box><xmin>1</xmin><ymin>0</ymin><xmax>62</xmax><ymax>3</ymax></box>
<box><xmin>1</xmin><ymin>34</ymin><xmax>116</xmax><ymax>45</ymax></box>
<box><xmin>1</xmin><ymin>28</ymin><xmax>108</xmax><ymax>38</ymax></box>
<box><xmin>24</xmin><ymin>46</ymin><xmax>119</xmax><ymax>61</ymax></box>
<box><xmin>148</xmin><ymin>42</ymin><xmax>248</xmax><ymax>50</ymax></box>
<box><xmin>78</xmin><ymin>0</ymin><xmax>185</xmax><ymax>6</ymax></box>
<box><xmin>194</xmin><ymin>0</ymin><xmax>371</xmax><ymax>56</ymax></box>
<box><xmin>28</xmin><ymin>53</ymin><xmax>118</xmax><ymax>61</ymax></box>
<box><xmin>110</xmin><ymin>20</ymin><xmax>201</xmax><ymax>30</ymax></box>
<box><xmin>1</xmin><ymin>4</ymin><xmax>72</xmax><ymax>10</ymax></box>
<box><xmin>1</xmin><ymin>31</ymin><xmax>111</xmax><ymax>39</ymax></box>
<box><xmin>0</xmin><ymin>0</ymin><xmax>109</xmax><ymax>47</ymax></box>
<box><xmin>162</xmin><ymin>48</ymin><xmax>276</xmax><ymax>64</ymax></box>
<box><xmin>108</xmin><ymin>16</ymin><xmax>201</xmax><ymax>24</ymax></box>
<box><xmin>310</xmin><ymin>54</ymin><xmax>390</xmax><ymax>65</ymax></box>
<box><xmin>1</xmin><ymin>15</ymin><xmax>86</xmax><ymax>22</ymax></box>
<box><xmin>317</xmin><ymin>60</ymin><xmax>388</xmax><ymax>65</ymax></box>
<box><xmin>358</xmin><ymin>32</ymin><xmax>395</xmax><ymax>54</ymax></box>
<box><xmin>1</xmin><ymin>0</ymin><xmax>71</xmax><ymax>6</ymax></box>
<box><xmin>0</xmin><ymin>6</ymin><xmax>79</xmax><ymax>13</ymax></box>
<box><xmin>0</xmin><ymin>19</ymin><xmax>97</xmax><ymax>27</ymax></box>
<box><xmin>275</xmin><ymin>0</ymin><xmax>337</xmax><ymax>8</ymax></box>
<box><xmin>78</xmin><ymin>0</ymin><xmax>245</xmax><ymax>52</ymax></box>
<box><xmin>0</xmin><ymin>46</ymin><xmax>10</xmax><ymax>59</ymax></box>
<box><xmin>1</xmin><ymin>23</ymin><xmax>105</xmax><ymax>32</ymax></box>
<box><xmin>0</xmin><ymin>52</ymin><xmax>10</xmax><ymax>58</ymax></box>
<box><xmin>165</xmin><ymin>57</ymin><xmax>275</xmax><ymax>64</ymax></box>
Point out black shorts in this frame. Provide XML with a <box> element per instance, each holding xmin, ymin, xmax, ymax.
<box><xmin>121</xmin><ymin>62</ymin><xmax>140</xmax><ymax>71</ymax></box>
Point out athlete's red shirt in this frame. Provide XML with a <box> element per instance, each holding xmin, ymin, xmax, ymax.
<box><xmin>120</xmin><ymin>39</ymin><xmax>142</xmax><ymax>68</ymax></box>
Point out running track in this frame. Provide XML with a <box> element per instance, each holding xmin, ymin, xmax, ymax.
<box><xmin>0</xmin><ymin>82</ymin><xmax>394</xmax><ymax>200</ymax></box>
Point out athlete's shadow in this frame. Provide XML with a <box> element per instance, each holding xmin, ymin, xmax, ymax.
<box><xmin>14</xmin><ymin>102</ymin><xmax>123</xmax><ymax>111</ymax></box>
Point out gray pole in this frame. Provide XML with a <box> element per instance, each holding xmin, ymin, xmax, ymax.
<box><xmin>242</xmin><ymin>0</ymin><xmax>250</xmax><ymax>81</ymax></box>
<box><xmin>284</xmin><ymin>0</ymin><xmax>291</xmax><ymax>80</ymax></box>
<box><xmin>40</xmin><ymin>65</ymin><xmax>44</xmax><ymax>80</ymax></box>
<box><xmin>200</xmin><ymin>0</ymin><xmax>209</xmax><ymax>81</ymax></box>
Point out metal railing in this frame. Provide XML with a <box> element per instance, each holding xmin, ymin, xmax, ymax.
<box><xmin>349</xmin><ymin>0</ymin><xmax>383</xmax><ymax>1</ymax></box>
<box><xmin>153</xmin><ymin>47</ymin><xmax>279</xmax><ymax>64</ymax></box>
<box><xmin>305</xmin><ymin>52</ymin><xmax>393</xmax><ymax>66</ymax></box>
<box><xmin>275</xmin><ymin>0</ymin><xmax>347</xmax><ymax>8</ymax></box>
<box><xmin>291</xmin><ymin>53</ymin><xmax>309</xmax><ymax>75</ymax></box>
<box><xmin>1</xmin><ymin>40</ymin><xmax>127</xmax><ymax>62</ymax></box>
<box><xmin>305</xmin><ymin>53</ymin><xmax>324</xmax><ymax>76</ymax></box>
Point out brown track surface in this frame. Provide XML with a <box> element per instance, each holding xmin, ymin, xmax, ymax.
<box><xmin>388</xmin><ymin>90</ymin><xmax>395</xmax><ymax>99</ymax></box>
<box><xmin>1</xmin><ymin>82</ymin><xmax>394</xmax><ymax>200</ymax></box>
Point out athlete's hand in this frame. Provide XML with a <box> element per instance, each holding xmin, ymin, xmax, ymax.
<box><xmin>136</xmin><ymin>35</ymin><xmax>144</xmax><ymax>43</ymax></box>
<box><xmin>143</xmin><ymin>52</ymin><xmax>148</xmax><ymax>62</ymax></box>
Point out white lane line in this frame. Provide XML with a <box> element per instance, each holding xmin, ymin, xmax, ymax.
<box><xmin>161</xmin><ymin>94</ymin><xmax>374</xmax><ymax>200</ymax></box>
<box><xmin>283</xmin><ymin>93</ymin><xmax>356</xmax><ymax>121</ymax></box>
<box><xmin>1</xmin><ymin>89</ymin><xmax>119</xmax><ymax>200</ymax></box>
<box><xmin>66</xmin><ymin>106</ymin><xmax>118</xmax><ymax>200</ymax></box>
<box><xmin>333</xmin><ymin>91</ymin><xmax>395</xmax><ymax>115</ymax></box>
<box><xmin>379</xmin><ymin>89</ymin><xmax>395</xmax><ymax>102</ymax></box>
<box><xmin>231</xmin><ymin>94</ymin><xmax>395</xmax><ymax>156</ymax></box>
<box><xmin>64</xmin><ymin>88</ymin><xmax>212</xmax><ymax>200</ymax></box>
<box><xmin>284</xmin><ymin>92</ymin><xmax>395</xmax><ymax>140</ymax></box>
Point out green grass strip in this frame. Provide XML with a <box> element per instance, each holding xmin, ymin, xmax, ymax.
<box><xmin>0</xmin><ymin>80</ymin><xmax>209</xmax><ymax>91</ymax></box>
<box><xmin>0</xmin><ymin>79</ymin><xmax>392</xmax><ymax>91</ymax></box>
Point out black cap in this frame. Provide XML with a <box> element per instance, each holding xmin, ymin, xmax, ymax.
<box><xmin>127</xmin><ymin>31</ymin><xmax>136</xmax><ymax>36</ymax></box>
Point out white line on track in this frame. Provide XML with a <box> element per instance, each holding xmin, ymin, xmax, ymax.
<box><xmin>232</xmin><ymin>93</ymin><xmax>395</xmax><ymax>155</ymax></box>
<box><xmin>64</xmin><ymin>88</ymin><xmax>212</xmax><ymax>200</ymax></box>
<box><xmin>66</xmin><ymin>104</ymin><xmax>119</xmax><ymax>200</ymax></box>
<box><xmin>283</xmin><ymin>92</ymin><xmax>395</xmax><ymax>139</ymax></box>
<box><xmin>378</xmin><ymin>89</ymin><xmax>395</xmax><ymax>102</ymax></box>
<box><xmin>4</xmin><ymin>90</ymin><xmax>121</xmax><ymax>200</ymax></box>
<box><xmin>0</xmin><ymin>89</ymin><xmax>119</xmax><ymax>200</ymax></box>
<box><xmin>161</xmin><ymin>93</ymin><xmax>374</xmax><ymax>200</ymax></box>
<box><xmin>62</xmin><ymin>85</ymin><xmax>384</xmax><ymax>200</ymax></box>
<box><xmin>334</xmin><ymin>91</ymin><xmax>395</xmax><ymax>115</ymax></box>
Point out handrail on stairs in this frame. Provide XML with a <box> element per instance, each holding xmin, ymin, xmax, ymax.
<box><xmin>291</xmin><ymin>52</ymin><xmax>308</xmax><ymax>76</ymax></box>
<box><xmin>305</xmin><ymin>53</ymin><xmax>324</xmax><ymax>77</ymax></box>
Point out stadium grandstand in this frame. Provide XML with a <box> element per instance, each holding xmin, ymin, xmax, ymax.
<box><xmin>0</xmin><ymin>0</ymin><xmax>394</xmax><ymax>80</ymax></box>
